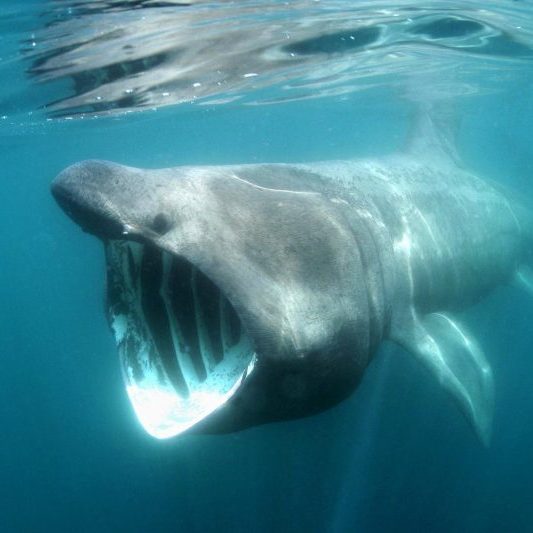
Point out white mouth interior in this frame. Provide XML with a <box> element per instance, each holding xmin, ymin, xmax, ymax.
<box><xmin>105</xmin><ymin>240</ymin><xmax>256</xmax><ymax>439</ymax></box>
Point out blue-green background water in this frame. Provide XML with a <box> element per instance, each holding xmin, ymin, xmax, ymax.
<box><xmin>2</xmin><ymin>2</ymin><xmax>533</xmax><ymax>532</ymax></box>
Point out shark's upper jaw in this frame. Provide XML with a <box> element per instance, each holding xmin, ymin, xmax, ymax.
<box><xmin>105</xmin><ymin>239</ymin><xmax>256</xmax><ymax>439</ymax></box>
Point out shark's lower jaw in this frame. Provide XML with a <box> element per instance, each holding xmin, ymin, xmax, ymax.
<box><xmin>104</xmin><ymin>240</ymin><xmax>256</xmax><ymax>439</ymax></box>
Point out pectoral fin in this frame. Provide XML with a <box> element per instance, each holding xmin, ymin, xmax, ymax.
<box><xmin>515</xmin><ymin>265</ymin><xmax>533</xmax><ymax>297</ymax></box>
<box><xmin>392</xmin><ymin>312</ymin><xmax>494</xmax><ymax>446</ymax></box>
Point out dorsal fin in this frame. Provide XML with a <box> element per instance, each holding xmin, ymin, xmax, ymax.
<box><xmin>402</xmin><ymin>80</ymin><xmax>462</xmax><ymax>165</ymax></box>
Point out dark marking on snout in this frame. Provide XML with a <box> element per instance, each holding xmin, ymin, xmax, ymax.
<box><xmin>151</xmin><ymin>212</ymin><xmax>173</xmax><ymax>235</ymax></box>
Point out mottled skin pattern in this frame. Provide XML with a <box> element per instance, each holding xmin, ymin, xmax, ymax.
<box><xmin>52</xmin><ymin>153</ymin><xmax>531</xmax><ymax>439</ymax></box>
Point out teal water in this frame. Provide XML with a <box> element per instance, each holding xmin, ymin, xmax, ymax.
<box><xmin>1</xmin><ymin>2</ymin><xmax>533</xmax><ymax>532</ymax></box>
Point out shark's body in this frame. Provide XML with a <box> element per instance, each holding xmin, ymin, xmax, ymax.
<box><xmin>52</xmin><ymin>123</ymin><xmax>532</xmax><ymax>443</ymax></box>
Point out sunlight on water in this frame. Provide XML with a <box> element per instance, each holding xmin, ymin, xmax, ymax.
<box><xmin>1</xmin><ymin>0</ymin><xmax>531</xmax><ymax>121</ymax></box>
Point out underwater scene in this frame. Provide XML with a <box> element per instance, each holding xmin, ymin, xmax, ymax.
<box><xmin>1</xmin><ymin>1</ymin><xmax>533</xmax><ymax>531</ymax></box>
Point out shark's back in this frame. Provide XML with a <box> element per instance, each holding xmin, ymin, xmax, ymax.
<box><xmin>304</xmin><ymin>156</ymin><xmax>527</xmax><ymax>312</ymax></box>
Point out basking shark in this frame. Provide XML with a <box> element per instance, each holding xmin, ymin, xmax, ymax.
<box><xmin>51</xmin><ymin>114</ymin><xmax>532</xmax><ymax>444</ymax></box>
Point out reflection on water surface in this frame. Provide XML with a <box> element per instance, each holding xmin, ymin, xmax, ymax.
<box><xmin>19</xmin><ymin>0</ymin><xmax>533</xmax><ymax>117</ymax></box>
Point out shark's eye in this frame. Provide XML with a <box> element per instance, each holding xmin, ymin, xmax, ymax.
<box><xmin>152</xmin><ymin>213</ymin><xmax>172</xmax><ymax>235</ymax></box>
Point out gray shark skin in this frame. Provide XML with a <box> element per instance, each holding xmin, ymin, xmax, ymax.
<box><xmin>51</xmin><ymin>131</ymin><xmax>533</xmax><ymax>444</ymax></box>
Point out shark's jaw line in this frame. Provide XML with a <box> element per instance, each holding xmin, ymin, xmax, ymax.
<box><xmin>105</xmin><ymin>240</ymin><xmax>256</xmax><ymax>439</ymax></box>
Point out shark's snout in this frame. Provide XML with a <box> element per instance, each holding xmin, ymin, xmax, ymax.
<box><xmin>51</xmin><ymin>161</ymin><xmax>130</xmax><ymax>239</ymax></box>
<box><xmin>52</xmin><ymin>183</ymin><xmax>125</xmax><ymax>240</ymax></box>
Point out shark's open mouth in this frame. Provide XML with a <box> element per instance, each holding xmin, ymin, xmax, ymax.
<box><xmin>104</xmin><ymin>240</ymin><xmax>256</xmax><ymax>438</ymax></box>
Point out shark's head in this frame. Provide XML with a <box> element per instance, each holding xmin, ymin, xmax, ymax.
<box><xmin>52</xmin><ymin>160</ymin><xmax>381</xmax><ymax>438</ymax></box>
